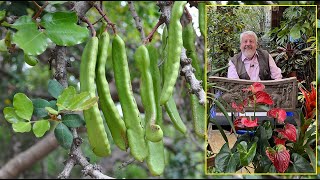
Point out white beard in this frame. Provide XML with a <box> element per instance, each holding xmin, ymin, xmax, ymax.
<box><xmin>243</xmin><ymin>49</ymin><xmax>255</xmax><ymax>59</ymax></box>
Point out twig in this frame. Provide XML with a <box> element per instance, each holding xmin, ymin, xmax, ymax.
<box><xmin>92</xmin><ymin>3</ymin><xmax>117</xmax><ymax>34</ymax></box>
<box><xmin>32</xmin><ymin>1</ymin><xmax>49</xmax><ymax>20</ymax></box>
<box><xmin>118</xmin><ymin>158</ymin><xmax>136</xmax><ymax>170</ymax></box>
<box><xmin>32</xmin><ymin>1</ymin><xmax>41</xmax><ymax>9</ymax></box>
<box><xmin>58</xmin><ymin>129</ymin><xmax>113</xmax><ymax>179</ymax></box>
<box><xmin>143</xmin><ymin>16</ymin><xmax>165</xmax><ymax>44</ymax></box>
<box><xmin>81</xmin><ymin>17</ymin><xmax>96</xmax><ymax>37</ymax></box>
<box><xmin>128</xmin><ymin>1</ymin><xmax>145</xmax><ymax>41</ymax></box>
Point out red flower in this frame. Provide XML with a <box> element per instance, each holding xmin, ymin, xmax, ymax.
<box><xmin>266</xmin><ymin>144</ymin><xmax>290</xmax><ymax>173</ymax></box>
<box><xmin>241</xmin><ymin>117</ymin><xmax>258</xmax><ymax>128</ymax></box>
<box><xmin>267</xmin><ymin>108</ymin><xmax>287</xmax><ymax>124</ymax></box>
<box><xmin>276</xmin><ymin>123</ymin><xmax>297</xmax><ymax>142</ymax></box>
<box><xmin>298</xmin><ymin>84</ymin><xmax>316</xmax><ymax>119</ymax></box>
<box><xmin>231</xmin><ymin>99</ymin><xmax>248</xmax><ymax>113</ymax></box>
<box><xmin>249</xmin><ymin>91</ymin><xmax>274</xmax><ymax>105</ymax></box>
<box><xmin>273</xmin><ymin>136</ymin><xmax>286</xmax><ymax>146</ymax></box>
<box><xmin>243</xmin><ymin>82</ymin><xmax>265</xmax><ymax>94</ymax></box>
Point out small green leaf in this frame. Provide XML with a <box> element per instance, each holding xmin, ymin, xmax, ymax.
<box><xmin>45</xmin><ymin>107</ymin><xmax>59</xmax><ymax>115</ymax></box>
<box><xmin>13</xmin><ymin>27</ymin><xmax>50</xmax><ymax>55</ymax></box>
<box><xmin>56</xmin><ymin>86</ymin><xmax>98</xmax><ymax>112</ymax></box>
<box><xmin>0</xmin><ymin>39</ymin><xmax>7</xmax><ymax>52</ymax></box>
<box><xmin>44</xmin><ymin>24</ymin><xmax>89</xmax><ymax>46</ymax></box>
<box><xmin>11</xmin><ymin>15</ymin><xmax>36</xmax><ymax>31</ymax></box>
<box><xmin>54</xmin><ymin>123</ymin><xmax>73</xmax><ymax>149</ymax></box>
<box><xmin>41</xmin><ymin>12</ymin><xmax>78</xmax><ymax>25</ymax></box>
<box><xmin>48</xmin><ymin>79</ymin><xmax>64</xmax><ymax>99</ymax></box>
<box><xmin>49</xmin><ymin>100</ymin><xmax>58</xmax><ymax>110</ymax></box>
<box><xmin>33</xmin><ymin>120</ymin><xmax>50</xmax><ymax>137</ymax></box>
<box><xmin>12</xmin><ymin>121</ymin><xmax>31</xmax><ymax>133</ymax></box>
<box><xmin>24</xmin><ymin>54</ymin><xmax>38</xmax><ymax>66</ymax></box>
<box><xmin>69</xmin><ymin>94</ymin><xmax>98</xmax><ymax>111</ymax></box>
<box><xmin>32</xmin><ymin>98</ymin><xmax>51</xmax><ymax>118</ymax></box>
<box><xmin>56</xmin><ymin>86</ymin><xmax>77</xmax><ymax>111</ymax></box>
<box><xmin>13</xmin><ymin>93</ymin><xmax>33</xmax><ymax>120</ymax></box>
<box><xmin>3</xmin><ymin>107</ymin><xmax>23</xmax><ymax>123</ymax></box>
<box><xmin>41</xmin><ymin>12</ymin><xmax>89</xmax><ymax>46</ymax></box>
<box><xmin>62</xmin><ymin>114</ymin><xmax>85</xmax><ymax>128</ymax></box>
<box><xmin>0</xmin><ymin>10</ymin><xmax>5</xmax><ymax>21</ymax></box>
<box><xmin>11</xmin><ymin>16</ymin><xmax>50</xmax><ymax>55</ymax></box>
<box><xmin>1</xmin><ymin>21</ymin><xmax>12</xmax><ymax>28</ymax></box>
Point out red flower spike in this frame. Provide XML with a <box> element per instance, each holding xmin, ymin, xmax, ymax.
<box><xmin>266</xmin><ymin>144</ymin><xmax>290</xmax><ymax>173</ymax></box>
<box><xmin>298</xmin><ymin>84</ymin><xmax>316</xmax><ymax>119</ymax></box>
<box><xmin>267</xmin><ymin>108</ymin><xmax>287</xmax><ymax>124</ymax></box>
<box><xmin>276</xmin><ymin>123</ymin><xmax>297</xmax><ymax>142</ymax></box>
<box><xmin>241</xmin><ymin>117</ymin><xmax>258</xmax><ymax>128</ymax></box>
<box><xmin>273</xmin><ymin>136</ymin><xmax>286</xmax><ymax>145</ymax></box>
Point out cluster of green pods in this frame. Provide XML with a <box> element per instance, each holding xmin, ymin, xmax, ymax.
<box><xmin>78</xmin><ymin>1</ymin><xmax>205</xmax><ymax>176</ymax></box>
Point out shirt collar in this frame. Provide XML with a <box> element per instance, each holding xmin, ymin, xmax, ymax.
<box><xmin>241</xmin><ymin>51</ymin><xmax>258</xmax><ymax>62</ymax></box>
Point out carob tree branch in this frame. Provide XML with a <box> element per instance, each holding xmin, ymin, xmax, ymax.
<box><xmin>0</xmin><ymin>132</ymin><xmax>59</xmax><ymax>179</ymax></box>
<box><xmin>128</xmin><ymin>1</ymin><xmax>145</xmax><ymax>41</ymax></box>
<box><xmin>157</xmin><ymin>1</ymin><xmax>205</xmax><ymax>105</ymax></box>
<box><xmin>57</xmin><ymin>6</ymin><xmax>113</xmax><ymax>179</ymax></box>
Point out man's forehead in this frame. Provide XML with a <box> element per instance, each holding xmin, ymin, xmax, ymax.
<box><xmin>242</xmin><ymin>34</ymin><xmax>255</xmax><ymax>39</ymax></box>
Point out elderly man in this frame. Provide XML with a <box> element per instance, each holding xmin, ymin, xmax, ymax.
<box><xmin>227</xmin><ymin>31</ymin><xmax>282</xmax><ymax>81</ymax></box>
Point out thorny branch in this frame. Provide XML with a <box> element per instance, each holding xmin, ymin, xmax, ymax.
<box><xmin>157</xmin><ymin>1</ymin><xmax>206</xmax><ymax>105</ymax></box>
<box><xmin>128</xmin><ymin>1</ymin><xmax>145</xmax><ymax>41</ymax></box>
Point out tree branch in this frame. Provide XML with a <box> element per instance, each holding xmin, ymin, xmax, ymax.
<box><xmin>128</xmin><ymin>1</ymin><xmax>145</xmax><ymax>41</ymax></box>
<box><xmin>180</xmin><ymin>48</ymin><xmax>205</xmax><ymax>105</ymax></box>
<box><xmin>0</xmin><ymin>132</ymin><xmax>59</xmax><ymax>179</ymax></box>
<box><xmin>55</xmin><ymin>46</ymin><xmax>68</xmax><ymax>87</ymax></box>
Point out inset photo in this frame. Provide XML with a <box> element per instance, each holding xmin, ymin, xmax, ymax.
<box><xmin>206</xmin><ymin>5</ymin><xmax>317</xmax><ymax>174</ymax></box>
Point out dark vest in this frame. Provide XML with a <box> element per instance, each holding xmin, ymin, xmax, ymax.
<box><xmin>230</xmin><ymin>48</ymin><xmax>272</xmax><ymax>80</ymax></box>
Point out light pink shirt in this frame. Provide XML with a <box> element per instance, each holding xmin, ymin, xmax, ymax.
<box><xmin>227</xmin><ymin>51</ymin><xmax>282</xmax><ymax>81</ymax></box>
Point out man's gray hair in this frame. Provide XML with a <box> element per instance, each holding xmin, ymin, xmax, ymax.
<box><xmin>240</xmin><ymin>31</ymin><xmax>258</xmax><ymax>44</ymax></box>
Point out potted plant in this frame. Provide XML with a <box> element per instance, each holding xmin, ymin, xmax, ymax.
<box><xmin>207</xmin><ymin>82</ymin><xmax>316</xmax><ymax>173</ymax></box>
